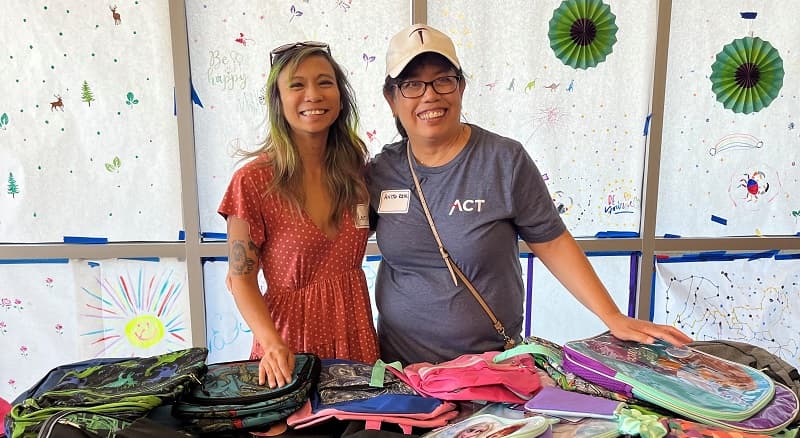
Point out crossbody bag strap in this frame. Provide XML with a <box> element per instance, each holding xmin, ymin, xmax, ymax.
<box><xmin>406</xmin><ymin>144</ymin><xmax>515</xmax><ymax>350</ymax></box>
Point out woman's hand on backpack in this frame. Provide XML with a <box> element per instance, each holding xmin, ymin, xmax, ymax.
<box><xmin>258</xmin><ymin>340</ymin><xmax>296</xmax><ymax>388</ymax></box>
<box><xmin>606</xmin><ymin>312</ymin><xmax>693</xmax><ymax>347</ymax></box>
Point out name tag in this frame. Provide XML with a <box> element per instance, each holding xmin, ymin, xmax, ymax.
<box><xmin>354</xmin><ymin>204</ymin><xmax>369</xmax><ymax>228</ymax></box>
<box><xmin>377</xmin><ymin>189</ymin><xmax>410</xmax><ymax>214</ymax></box>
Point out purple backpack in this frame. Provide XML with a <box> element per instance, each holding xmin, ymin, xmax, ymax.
<box><xmin>562</xmin><ymin>332</ymin><xmax>798</xmax><ymax>434</ymax></box>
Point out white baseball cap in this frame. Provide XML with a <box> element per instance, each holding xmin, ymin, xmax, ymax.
<box><xmin>385</xmin><ymin>23</ymin><xmax>461</xmax><ymax>78</ymax></box>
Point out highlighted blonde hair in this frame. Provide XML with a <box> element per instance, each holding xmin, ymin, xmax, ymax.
<box><xmin>243</xmin><ymin>45</ymin><xmax>369</xmax><ymax>228</ymax></box>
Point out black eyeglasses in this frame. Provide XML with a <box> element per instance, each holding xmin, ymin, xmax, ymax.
<box><xmin>395</xmin><ymin>75</ymin><xmax>462</xmax><ymax>98</ymax></box>
<box><xmin>270</xmin><ymin>41</ymin><xmax>330</xmax><ymax>66</ymax></box>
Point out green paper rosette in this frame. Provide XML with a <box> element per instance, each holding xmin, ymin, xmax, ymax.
<box><xmin>710</xmin><ymin>36</ymin><xmax>784</xmax><ymax>114</ymax></box>
<box><xmin>548</xmin><ymin>0</ymin><xmax>618</xmax><ymax>69</ymax></box>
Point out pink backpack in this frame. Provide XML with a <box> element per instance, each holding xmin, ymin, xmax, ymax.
<box><xmin>286</xmin><ymin>398</ymin><xmax>458</xmax><ymax>434</ymax></box>
<box><xmin>0</xmin><ymin>397</ymin><xmax>10</xmax><ymax>438</ymax></box>
<box><xmin>379</xmin><ymin>351</ymin><xmax>541</xmax><ymax>403</ymax></box>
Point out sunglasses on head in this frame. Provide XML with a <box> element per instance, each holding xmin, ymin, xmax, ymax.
<box><xmin>270</xmin><ymin>41</ymin><xmax>330</xmax><ymax>66</ymax></box>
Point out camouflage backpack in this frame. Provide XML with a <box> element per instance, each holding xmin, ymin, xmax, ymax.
<box><xmin>5</xmin><ymin>348</ymin><xmax>208</xmax><ymax>438</ymax></box>
<box><xmin>172</xmin><ymin>353</ymin><xmax>321</xmax><ymax>434</ymax></box>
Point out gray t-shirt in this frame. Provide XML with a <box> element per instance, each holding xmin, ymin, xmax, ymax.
<box><xmin>366</xmin><ymin>124</ymin><xmax>566</xmax><ymax>364</ymax></box>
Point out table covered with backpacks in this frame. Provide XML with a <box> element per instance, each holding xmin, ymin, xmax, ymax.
<box><xmin>3</xmin><ymin>332</ymin><xmax>800</xmax><ymax>438</ymax></box>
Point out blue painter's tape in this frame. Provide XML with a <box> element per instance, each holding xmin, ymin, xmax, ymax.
<box><xmin>63</xmin><ymin>236</ymin><xmax>108</xmax><ymax>244</ymax></box>
<box><xmin>595</xmin><ymin>231</ymin><xmax>640</xmax><ymax>238</ymax></box>
<box><xmin>663</xmin><ymin>233</ymin><xmax>681</xmax><ymax>238</ymax></box>
<box><xmin>201</xmin><ymin>232</ymin><xmax>228</xmax><ymax>240</ymax></box>
<box><xmin>0</xmin><ymin>258</ymin><xmax>69</xmax><ymax>264</ymax></box>
<box><xmin>88</xmin><ymin>261</ymin><xmax>100</xmax><ymax>267</ymax></box>
<box><xmin>655</xmin><ymin>250</ymin><xmax>789</xmax><ymax>264</ymax></box>
<box><xmin>191</xmin><ymin>80</ymin><xmax>204</xmax><ymax>108</ymax></box>
<box><xmin>740</xmin><ymin>11</ymin><xmax>757</xmax><ymax>19</ymax></box>
<box><xmin>178</xmin><ymin>230</ymin><xmax>186</xmax><ymax>241</ymax></box>
<box><xmin>699</xmin><ymin>250</ymin><xmax>727</xmax><ymax>257</ymax></box>
<box><xmin>628</xmin><ymin>253</ymin><xmax>639</xmax><ymax>318</ymax></box>
<box><xmin>585</xmin><ymin>251</ymin><xmax>637</xmax><ymax>257</ymax></box>
<box><xmin>746</xmin><ymin>250</ymin><xmax>779</xmax><ymax>261</ymax></box>
<box><xmin>710</xmin><ymin>215</ymin><xmax>728</xmax><ymax>225</ymax></box>
<box><xmin>120</xmin><ymin>257</ymin><xmax>160</xmax><ymax>262</ymax></box>
<box><xmin>649</xmin><ymin>258</ymin><xmax>657</xmax><ymax>321</ymax></box>
<box><xmin>202</xmin><ymin>257</ymin><xmax>229</xmax><ymax>263</ymax></box>
<box><xmin>643</xmin><ymin>113</ymin><xmax>652</xmax><ymax>136</ymax></box>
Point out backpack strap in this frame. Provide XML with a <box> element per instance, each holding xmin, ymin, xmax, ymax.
<box><xmin>370</xmin><ymin>360</ymin><xmax>404</xmax><ymax>388</ymax></box>
<box><xmin>493</xmin><ymin>343</ymin><xmax>561</xmax><ymax>365</ymax></box>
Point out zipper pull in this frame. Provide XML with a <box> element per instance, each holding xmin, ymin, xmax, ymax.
<box><xmin>189</xmin><ymin>373</ymin><xmax>210</xmax><ymax>397</ymax></box>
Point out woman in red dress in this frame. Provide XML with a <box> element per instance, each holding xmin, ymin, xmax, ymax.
<box><xmin>219</xmin><ymin>42</ymin><xmax>379</xmax><ymax>389</ymax></box>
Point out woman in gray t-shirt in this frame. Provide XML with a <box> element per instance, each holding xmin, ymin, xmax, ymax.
<box><xmin>367</xmin><ymin>23</ymin><xmax>692</xmax><ymax>365</ymax></box>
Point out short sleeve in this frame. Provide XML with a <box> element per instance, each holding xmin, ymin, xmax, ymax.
<box><xmin>511</xmin><ymin>148</ymin><xmax>566</xmax><ymax>243</ymax></box>
<box><xmin>218</xmin><ymin>163</ymin><xmax>268</xmax><ymax>248</ymax></box>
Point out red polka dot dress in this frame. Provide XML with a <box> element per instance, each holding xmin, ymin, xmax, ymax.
<box><xmin>218</xmin><ymin>155</ymin><xmax>379</xmax><ymax>363</ymax></box>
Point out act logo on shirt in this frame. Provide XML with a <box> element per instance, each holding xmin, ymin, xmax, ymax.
<box><xmin>448</xmin><ymin>199</ymin><xmax>486</xmax><ymax>215</ymax></box>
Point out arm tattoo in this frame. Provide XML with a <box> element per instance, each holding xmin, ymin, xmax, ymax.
<box><xmin>229</xmin><ymin>239</ymin><xmax>258</xmax><ymax>275</ymax></box>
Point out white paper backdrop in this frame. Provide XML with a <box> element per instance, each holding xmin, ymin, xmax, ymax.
<box><xmin>530</xmin><ymin>254</ymin><xmax>632</xmax><ymax>344</ymax></box>
<box><xmin>653</xmin><ymin>255</ymin><xmax>800</xmax><ymax>369</ymax></box>
<box><xmin>188</xmin><ymin>0</ymin><xmax>408</xmax><ymax>236</ymax></box>
<box><xmin>203</xmin><ymin>259</ymin><xmax>255</xmax><ymax>364</ymax></box>
<box><xmin>429</xmin><ymin>0</ymin><xmax>657</xmax><ymax>237</ymax></box>
<box><xmin>0</xmin><ymin>3</ymin><xmax>183</xmax><ymax>242</ymax></box>
<box><xmin>0</xmin><ymin>260</ymin><xmax>78</xmax><ymax>402</ymax></box>
<box><xmin>75</xmin><ymin>258</ymin><xmax>193</xmax><ymax>359</ymax></box>
<box><xmin>0</xmin><ymin>258</ymin><xmax>192</xmax><ymax>402</ymax></box>
<box><xmin>657</xmin><ymin>1</ymin><xmax>800</xmax><ymax>237</ymax></box>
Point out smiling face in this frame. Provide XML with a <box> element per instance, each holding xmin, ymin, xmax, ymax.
<box><xmin>385</xmin><ymin>53</ymin><xmax>465</xmax><ymax>146</ymax></box>
<box><xmin>277</xmin><ymin>54</ymin><xmax>341</xmax><ymax>141</ymax></box>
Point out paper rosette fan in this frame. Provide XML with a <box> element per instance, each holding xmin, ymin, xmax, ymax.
<box><xmin>710</xmin><ymin>37</ymin><xmax>784</xmax><ymax>114</ymax></box>
<box><xmin>548</xmin><ymin>0</ymin><xmax>618</xmax><ymax>69</ymax></box>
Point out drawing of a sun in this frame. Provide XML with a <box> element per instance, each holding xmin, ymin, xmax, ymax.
<box><xmin>80</xmin><ymin>262</ymin><xmax>189</xmax><ymax>357</ymax></box>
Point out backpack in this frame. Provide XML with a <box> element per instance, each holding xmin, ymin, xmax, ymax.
<box><xmin>5</xmin><ymin>348</ymin><xmax>208</xmax><ymax>438</ymax></box>
<box><xmin>35</xmin><ymin>410</ymin><xmax>192</xmax><ymax>438</ymax></box>
<box><xmin>508</xmin><ymin>336</ymin><xmax>632</xmax><ymax>402</ymax></box>
<box><xmin>286</xmin><ymin>359</ymin><xmax>458</xmax><ymax>435</ymax></box>
<box><xmin>689</xmin><ymin>339</ymin><xmax>800</xmax><ymax>424</ymax></box>
<box><xmin>562</xmin><ymin>332</ymin><xmax>798</xmax><ymax>434</ymax></box>
<box><xmin>172</xmin><ymin>353</ymin><xmax>321</xmax><ymax>434</ymax></box>
<box><xmin>688</xmin><ymin>340</ymin><xmax>800</xmax><ymax>399</ymax></box>
<box><xmin>379</xmin><ymin>351</ymin><xmax>541</xmax><ymax>403</ymax></box>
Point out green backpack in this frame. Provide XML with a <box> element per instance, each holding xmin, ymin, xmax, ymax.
<box><xmin>6</xmin><ymin>348</ymin><xmax>208</xmax><ymax>438</ymax></box>
<box><xmin>172</xmin><ymin>353</ymin><xmax>321</xmax><ymax>434</ymax></box>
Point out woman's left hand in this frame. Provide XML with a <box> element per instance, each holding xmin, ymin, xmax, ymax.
<box><xmin>604</xmin><ymin>312</ymin><xmax>693</xmax><ymax>347</ymax></box>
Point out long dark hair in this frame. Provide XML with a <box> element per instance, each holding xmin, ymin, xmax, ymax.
<box><xmin>243</xmin><ymin>46</ymin><xmax>369</xmax><ymax>227</ymax></box>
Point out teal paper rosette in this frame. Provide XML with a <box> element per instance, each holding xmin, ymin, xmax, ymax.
<box><xmin>548</xmin><ymin>0</ymin><xmax>618</xmax><ymax>69</ymax></box>
<box><xmin>710</xmin><ymin>36</ymin><xmax>784</xmax><ymax>114</ymax></box>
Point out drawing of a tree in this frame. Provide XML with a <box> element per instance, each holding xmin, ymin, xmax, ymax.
<box><xmin>7</xmin><ymin>172</ymin><xmax>19</xmax><ymax>198</ymax></box>
<box><xmin>81</xmin><ymin>80</ymin><xmax>95</xmax><ymax>106</ymax></box>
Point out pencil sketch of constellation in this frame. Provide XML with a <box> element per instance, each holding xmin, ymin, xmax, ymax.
<box><xmin>661</xmin><ymin>272</ymin><xmax>800</xmax><ymax>368</ymax></box>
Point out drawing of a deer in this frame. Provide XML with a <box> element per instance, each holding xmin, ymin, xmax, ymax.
<box><xmin>110</xmin><ymin>5</ymin><xmax>121</xmax><ymax>25</ymax></box>
<box><xmin>50</xmin><ymin>95</ymin><xmax>64</xmax><ymax>112</ymax></box>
